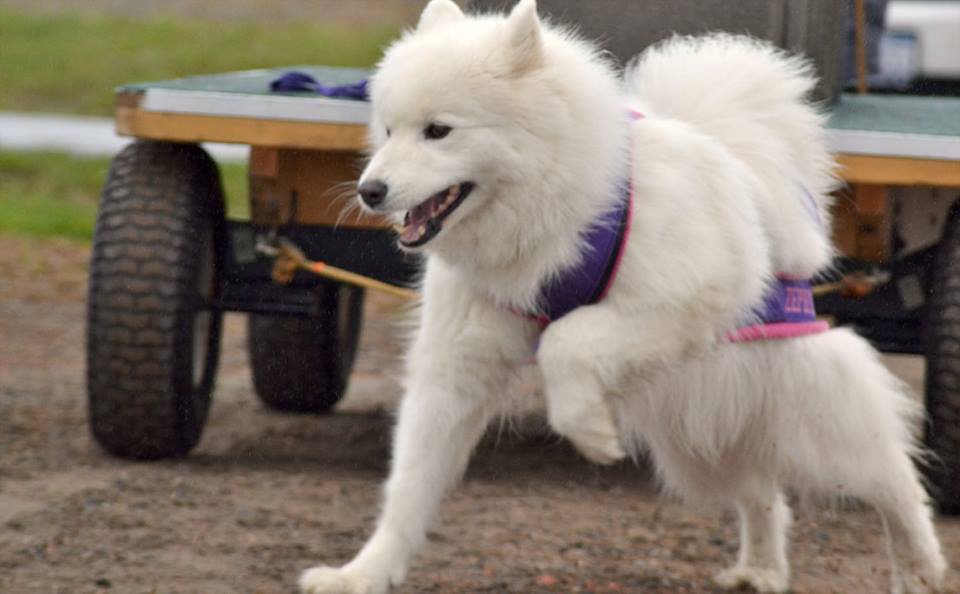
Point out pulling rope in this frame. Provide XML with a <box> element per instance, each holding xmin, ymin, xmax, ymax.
<box><xmin>255</xmin><ymin>236</ymin><xmax>881</xmax><ymax>306</ymax></box>
<box><xmin>257</xmin><ymin>238</ymin><xmax>420</xmax><ymax>301</ymax></box>
<box><xmin>812</xmin><ymin>270</ymin><xmax>883</xmax><ymax>299</ymax></box>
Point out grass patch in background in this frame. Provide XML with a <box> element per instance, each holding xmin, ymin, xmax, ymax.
<box><xmin>0</xmin><ymin>7</ymin><xmax>379</xmax><ymax>239</ymax></box>
<box><xmin>0</xmin><ymin>7</ymin><xmax>394</xmax><ymax>115</ymax></box>
<box><xmin>0</xmin><ymin>151</ymin><xmax>248</xmax><ymax>241</ymax></box>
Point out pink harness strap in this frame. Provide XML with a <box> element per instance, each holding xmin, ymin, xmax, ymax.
<box><xmin>725</xmin><ymin>320</ymin><xmax>830</xmax><ymax>343</ymax></box>
<box><xmin>725</xmin><ymin>276</ymin><xmax>829</xmax><ymax>343</ymax></box>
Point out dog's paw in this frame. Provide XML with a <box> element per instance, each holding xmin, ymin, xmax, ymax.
<box><xmin>299</xmin><ymin>565</ymin><xmax>385</xmax><ymax>594</ymax></box>
<box><xmin>550</xmin><ymin>406</ymin><xmax>626</xmax><ymax>465</ymax></box>
<box><xmin>713</xmin><ymin>565</ymin><xmax>789</xmax><ymax>593</ymax></box>
<box><xmin>567</xmin><ymin>429</ymin><xmax>626</xmax><ymax>465</ymax></box>
<box><xmin>889</xmin><ymin>545</ymin><xmax>948</xmax><ymax>594</ymax></box>
<box><xmin>896</xmin><ymin>562</ymin><xmax>947</xmax><ymax>594</ymax></box>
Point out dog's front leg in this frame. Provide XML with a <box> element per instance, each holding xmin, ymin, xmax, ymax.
<box><xmin>299</xmin><ymin>362</ymin><xmax>506</xmax><ymax>594</ymax></box>
<box><xmin>300</xmin><ymin>277</ymin><xmax>529</xmax><ymax>594</ymax></box>
<box><xmin>539</xmin><ymin>303</ymin><xmax>714</xmax><ymax>464</ymax></box>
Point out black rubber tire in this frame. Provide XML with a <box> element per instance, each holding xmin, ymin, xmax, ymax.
<box><xmin>87</xmin><ymin>141</ymin><xmax>225</xmax><ymax>460</ymax></box>
<box><xmin>924</xmin><ymin>203</ymin><xmax>960</xmax><ymax>514</ymax></box>
<box><xmin>248</xmin><ymin>284</ymin><xmax>364</xmax><ymax>413</ymax></box>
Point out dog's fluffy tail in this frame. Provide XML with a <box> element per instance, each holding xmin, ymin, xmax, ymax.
<box><xmin>625</xmin><ymin>34</ymin><xmax>836</xmax><ymax>276</ymax></box>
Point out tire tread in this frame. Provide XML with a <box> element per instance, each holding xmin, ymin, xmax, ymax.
<box><xmin>87</xmin><ymin>141</ymin><xmax>224</xmax><ymax>460</ymax></box>
<box><xmin>925</xmin><ymin>202</ymin><xmax>960</xmax><ymax>514</ymax></box>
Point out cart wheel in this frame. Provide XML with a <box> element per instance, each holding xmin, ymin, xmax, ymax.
<box><xmin>248</xmin><ymin>284</ymin><xmax>364</xmax><ymax>413</ymax></box>
<box><xmin>925</xmin><ymin>202</ymin><xmax>960</xmax><ymax>514</ymax></box>
<box><xmin>87</xmin><ymin>141</ymin><xmax>225</xmax><ymax>460</ymax></box>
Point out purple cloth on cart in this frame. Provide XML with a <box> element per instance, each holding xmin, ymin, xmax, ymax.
<box><xmin>270</xmin><ymin>71</ymin><xmax>368</xmax><ymax>100</ymax></box>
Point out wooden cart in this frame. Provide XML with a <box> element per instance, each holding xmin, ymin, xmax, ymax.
<box><xmin>87</xmin><ymin>66</ymin><xmax>960</xmax><ymax>511</ymax></box>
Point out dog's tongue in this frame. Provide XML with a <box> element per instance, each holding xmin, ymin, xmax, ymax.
<box><xmin>401</xmin><ymin>199</ymin><xmax>438</xmax><ymax>243</ymax></box>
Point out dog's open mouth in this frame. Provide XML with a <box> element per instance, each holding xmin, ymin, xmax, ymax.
<box><xmin>397</xmin><ymin>182</ymin><xmax>475</xmax><ymax>247</ymax></box>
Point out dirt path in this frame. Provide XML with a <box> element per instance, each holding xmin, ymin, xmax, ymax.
<box><xmin>1</xmin><ymin>235</ymin><xmax>958</xmax><ymax>594</ymax></box>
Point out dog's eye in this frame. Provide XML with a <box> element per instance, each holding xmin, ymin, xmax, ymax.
<box><xmin>424</xmin><ymin>123</ymin><xmax>452</xmax><ymax>140</ymax></box>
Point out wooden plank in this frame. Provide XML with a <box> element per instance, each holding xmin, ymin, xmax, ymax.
<box><xmin>830</xmin><ymin>184</ymin><xmax>890</xmax><ymax>262</ymax></box>
<box><xmin>836</xmin><ymin>154</ymin><xmax>960</xmax><ymax>187</ymax></box>
<box><xmin>831</xmin><ymin>190</ymin><xmax>858</xmax><ymax>257</ymax></box>
<box><xmin>249</xmin><ymin>148</ymin><xmax>389</xmax><ymax>230</ymax></box>
<box><xmin>115</xmin><ymin>91</ymin><xmax>142</xmax><ymax>108</ymax></box>
<box><xmin>851</xmin><ymin>184</ymin><xmax>889</xmax><ymax>262</ymax></box>
<box><xmin>249</xmin><ymin>147</ymin><xmax>279</xmax><ymax>178</ymax></box>
<box><xmin>115</xmin><ymin>106</ymin><xmax>367</xmax><ymax>151</ymax></box>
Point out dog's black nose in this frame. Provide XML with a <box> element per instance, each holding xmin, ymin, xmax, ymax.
<box><xmin>358</xmin><ymin>180</ymin><xmax>389</xmax><ymax>208</ymax></box>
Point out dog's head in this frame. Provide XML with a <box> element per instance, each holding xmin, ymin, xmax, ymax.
<box><xmin>358</xmin><ymin>0</ymin><xmax>626</xmax><ymax>274</ymax></box>
<box><xmin>358</xmin><ymin>0</ymin><xmax>547</xmax><ymax>252</ymax></box>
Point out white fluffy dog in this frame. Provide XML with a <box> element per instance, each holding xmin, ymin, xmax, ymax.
<box><xmin>299</xmin><ymin>1</ymin><xmax>947</xmax><ymax>592</ymax></box>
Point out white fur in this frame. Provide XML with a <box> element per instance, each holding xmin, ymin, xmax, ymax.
<box><xmin>299</xmin><ymin>2</ymin><xmax>947</xmax><ymax>593</ymax></box>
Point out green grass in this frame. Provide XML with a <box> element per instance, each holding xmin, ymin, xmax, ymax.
<box><xmin>0</xmin><ymin>9</ymin><xmax>389</xmax><ymax>239</ymax></box>
<box><xmin>0</xmin><ymin>151</ymin><xmax>248</xmax><ymax>241</ymax></box>
<box><xmin>0</xmin><ymin>7</ymin><xmax>395</xmax><ymax>115</ymax></box>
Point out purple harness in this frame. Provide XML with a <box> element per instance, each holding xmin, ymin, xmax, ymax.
<box><xmin>526</xmin><ymin>183</ymin><xmax>633</xmax><ymax>323</ymax></box>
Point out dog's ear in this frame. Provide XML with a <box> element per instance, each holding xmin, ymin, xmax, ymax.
<box><xmin>417</xmin><ymin>0</ymin><xmax>465</xmax><ymax>33</ymax></box>
<box><xmin>505</xmin><ymin>0</ymin><xmax>542</xmax><ymax>74</ymax></box>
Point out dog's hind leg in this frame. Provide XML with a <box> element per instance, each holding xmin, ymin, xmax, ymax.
<box><xmin>640</xmin><ymin>432</ymin><xmax>792</xmax><ymax>592</ymax></box>
<box><xmin>863</xmin><ymin>450</ymin><xmax>946</xmax><ymax>594</ymax></box>
<box><xmin>639</xmin><ymin>435</ymin><xmax>792</xmax><ymax>593</ymax></box>
<box><xmin>713</xmin><ymin>485</ymin><xmax>792</xmax><ymax>594</ymax></box>
<box><xmin>784</xmin><ymin>331</ymin><xmax>947</xmax><ymax>593</ymax></box>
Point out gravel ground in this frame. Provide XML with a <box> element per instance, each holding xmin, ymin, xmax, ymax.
<box><xmin>1</xmin><ymin>235</ymin><xmax>959</xmax><ymax>594</ymax></box>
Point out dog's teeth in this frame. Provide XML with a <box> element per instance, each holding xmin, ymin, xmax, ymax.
<box><xmin>418</xmin><ymin>224</ymin><xmax>427</xmax><ymax>236</ymax></box>
<box><xmin>393</xmin><ymin>224</ymin><xmax>404</xmax><ymax>233</ymax></box>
